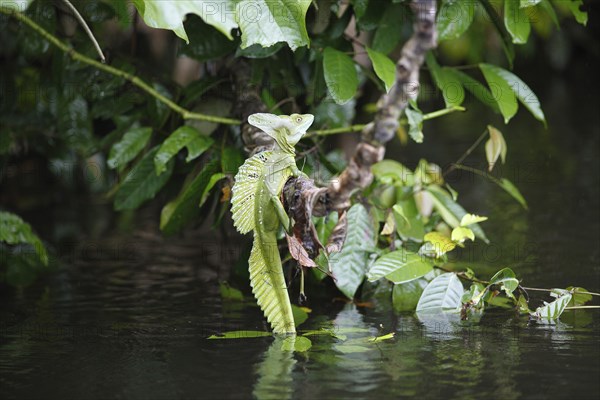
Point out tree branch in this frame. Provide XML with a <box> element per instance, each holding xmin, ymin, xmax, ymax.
<box><xmin>0</xmin><ymin>6</ymin><xmax>241</xmax><ymax>125</ymax></box>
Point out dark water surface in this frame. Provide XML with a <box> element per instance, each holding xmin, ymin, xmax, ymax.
<box><xmin>2</xmin><ymin>51</ymin><xmax>600</xmax><ymax>400</ymax></box>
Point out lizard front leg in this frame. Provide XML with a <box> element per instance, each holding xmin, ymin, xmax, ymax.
<box><xmin>271</xmin><ymin>195</ymin><xmax>293</xmax><ymax>234</ymax></box>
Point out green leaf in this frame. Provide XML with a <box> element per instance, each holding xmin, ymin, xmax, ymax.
<box><xmin>481</xmin><ymin>64</ymin><xmax>546</xmax><ymax>125</ymax></box>
<box><xmin>154</xmin><ymin>126</ymin><xmax>214</xmax><ymax>175</ymax></box>
<box><xmin>567</xmin><ymin>287</ymin><xmax>592</xmax><ymax>306</ymax></box>
<box><xmin>416</xmin><ymin>273</ymin><xmax>464</xmax><ymax>312</ymax></box>
<box><xmin>366</xmin><ymin>47</ymin><xmax>395</xmax><ymax>93</ymax></box>
<box><xmin>115</xmin><ymin>146</ymin><xmax>174</xmax><ymax>211</ymax></box>
<box><xmin>237</xmin><ymin>0</ymin><xmax>312</xmax><ymax>50</ymax></box>
<box><xmin>485</xmin><ymin>125</ymin><xmax>507</xmax><ymax>171</ymax></box>
<box><xmin>405</xmin><ymin>107</ymin><xmax>424</xmax><ymax>143</ymax></box>
<box><xmin>392</xmin><ymin>278</ymin><xmax>429</xmax><ymax>312</ymax></box>
<box><xmin>219</xmin><ymin>281</ymin><xmax>244</xmax><ymax>301</ymax></box>
<box><xmin>221</xmin><ymin>146</ymin><xmax>244</xmax><ymax>174</ymax></box>
<box><xmin>323</xmin><ymin>47</ymin><xmax>359</xmax><ymax>105</ymax></box>
<box><xmin>538</xmin><ymin>0</ymin><xmax>559</xmax><ymax>28</ymax></box>
<box><xmin>423</xmin><ymin>231</ymin><xmax>457</xmax><ymax>257</ymax></box>
<box><xmin>132</xmin><ymin>0</ymin><xmax>237</xmax><ymax>42</ymax></box>
<box><xmin>160</xmin><ymin>160</ymin><xmax>220</xmax><ymax>235</ymax></box>
<box><xmin>505</xmin><ymin>0</ymin><xmax>531</xmax><ymax>44</ymax></box>
<box><xmin>107</xmin><ymin>127</ymin><xmax>152</xmax><ymax>170</ymax></box>
<box><xmin>291</xmin><ymin>305</ymin><xmax>310</xmax><ymax>327</ymax></box>
<box><xmin>437</xmin><ymin>0</ymin><xmax>475</xmax><ymax>41</ymax></box>
<box><xmin>367</xmin><ymin>250</ymin><xmax>433</xmax><ymax>284</ymax></box>
<box><xmin>199</xmin><ymin>173</ymin><xmax>227</xmax><ymax>207</ymax></box>
<box><xmin>451</xmin><ymin>227</ymin><xmax>474</xmax><ymax>243</ymax></box>
<box><xmin>444</xmin><ymin>68</ymin><xmax>499</xmax><ymax>113</ymax></box>
<box><xmin>460</xmin><ymin>214</ymin><xmax>488</xmax><ymax>226</ymax></box>
<box><xmin>393</xmin><ymin>200</ymin><xmax>425</xmax><ymax>242</ymax></box>
<box><xmin>371</xmin><ymin>2</ymin><xmax>404</xmax><ymax>54</ymax></box>
<box><xmin>371</xmin><ymin>160</ymin><xmax>413</xmax><ymax>185</ymax></box>
<box><xmin>179</xmin><ymin>15</ymin><xmax>237</xmax><ymax>62</ymax></box>
<box><xmin>565</xmin><ymin>0</ymin><xmax>587</xmax><ymax>26</ymax></box>
<box><xmin>479</xmin><ymin>63</ymin><xmax>518</xmax><ymax>123</ymax></box>
<box><xmin>281</xmin><ymin>336</ymin><xmax>312</xmax><ymax>352</ymax></box>
<box><xmin>0</xmin><ymin>211</ymin><xmax>48</xmax><ymax>266</ymax></box>
<box><xmin>329</xmin><ymin>204</ymin><xmax>376</xmax><ymax>298</ymax></box>
<box><xmin>426</xmin><ymin>53</ymin><xmax>464</xmax><ymax>108</ymax></box>
<box><xmin>499</xmin><ymin>178</ymin><xmax>528</xmax><ymax>209</ymax></box>
<box><xmin>532</xmin><ymin>292</ymin><xmax>572</xmax><ymax>321</ymax></box>
<box><xmin>426</xmin><ymin>185</ymin><xmax>489</xmax><ymax>243</ymax></box>
<box><xmin>208</xmin><ymin>330</ymin><xmax>272</xmax><ymax>339</ymax></box>
<box><xmin>489</xmin><ymin>267</ymin><xmax>519</xmax><ymax>298</ymax></box>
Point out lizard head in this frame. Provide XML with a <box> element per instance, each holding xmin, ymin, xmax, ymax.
<box><xmin>248</xmin><ymin>113</ymin><xmax>314</xmax><ymax>150</ymax></box>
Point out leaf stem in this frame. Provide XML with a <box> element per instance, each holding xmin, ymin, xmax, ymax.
<box><xmin>61</xmin><ymin>0</ymin><xmax>105</xmax><ymax>62</ymax></box>
<box><xmin>422</xmin><ymin>105</ymin><xmax>466</xmax><ymax>121</ymax></box>
<box><xmin>307</xmin><ymin>124</ymin><xmax>366</xmax><ymax>137</ymax></box>
<box><xmin>0</xmin><ymin>6</ymin><xmax>241</xmax><ymax>125</ymax></box>
<box><xmin>443</xmin><ymin>128</ymin><xmax>489</xmax><ymax>177</ymax></box>
<box><xmin>564</xmin><ymin>306</ymin><xmax>600</xmax><ymax>310</ymax></box>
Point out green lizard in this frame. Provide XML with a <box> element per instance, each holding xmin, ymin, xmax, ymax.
<box><xmin>231</xmin><ymin>112</ymin><xmax>314</xmax><ymax>334</ymax></box>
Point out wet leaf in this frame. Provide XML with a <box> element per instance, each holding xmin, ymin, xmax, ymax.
<box><xmin>367</xmin><ymin>250</ymin><xmax>433</xmax><ymax>284</ymax></box>
<box><xmin>208</xmin><ymin>330</ymin><xmax>271</xmax><ymax>339</ymax></box>
<box><xmin>566</xmin><ymin>287</ymin><xmax>593</xmax><ymax>306</ymax></box>
<box><xmin>485</xmin><ymin>125</ymin><xmax>507</xmax><ymax>171</ymax></box>
<box><xmin>115</xmin><ymin>146</ymin><xmax>174</xmax><ymax>211</ymax></box>
<box><xmin>426</xmin><ymin>53</ymin><xmax>464</xmax><ymax>108</ymax></box>
<box><xmin>532</xmin><ymin>292</ymin><xmax>572</xmax><ymax>321</ymax></box>
<box><xmin>416</xmin><ymin>273</ymin><xmax>464</xmax><ymax>312</ymax></box>
<box><xmin>479</xmin><ymin>63</ymin><xmax>518</xmax><ymax>123</ymax></box>
<box><xmin>281</xmin><ymin>336</ymin><xmax>312</xmax><ymax>352</ymax></box>
<box><xmin>451</xmin><ymin>227</ymin><xmax>474</xmax><ymax>243</ymax></box>
<box><xmin>489</xmin><ymin>267</ymin><xmax>519</xmax><ymax>298</ymax></box>
<box><xmin>292</xmin><ymin>305</ymin><xmax>311</xmax><ymax>327</ymax></box>
<box><xmin>329</xmin><ymin>204</ymin><xmax>376</xmax><ymax>298</ymax></box>
<box><xmin>323</xmin><ymin>47</ymin><xmax>359</xmax><ymax>104</ymax></box>
<box><xmin>423</xmin><ymin>232</ymin><xmax>457</xmax><ymax>257</ymax></box>
<box><xmin>0</xmin><ymin>211</ymin><xmax>48</xmax><ymax>266</ymax></box>
<box><xmin>393</xmin><ymin>278</ymin><xmax>429</xmax><ymax>312</ymax></box>
<box><xmin>107</xmin><ymin>127</ymin><xmax>152</xmax><ymax>170</ymax></box>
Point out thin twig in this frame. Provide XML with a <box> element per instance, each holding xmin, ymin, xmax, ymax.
<box><xmin>0</xmin><ymin>7</ymin><xmax>241</xmax><ymax>125</ymax></box>
<box><xmin>564</xmin><ymin>306</ymin><xmax>600</xmax><ymax>310</ymax></box>
<box><xmin>443</xmin><ymin>128</ymin><xmax>489</xmax><ymax>177</ymax></box>
<box><xmin>306</xmin><ymin>124</ymin><xmax>366</xmax><ymax>137</ymax></box>
<box><xmin>61</xmin><ymin>0</ymin><xmax>105</xmax><ymax>63</ymax></box>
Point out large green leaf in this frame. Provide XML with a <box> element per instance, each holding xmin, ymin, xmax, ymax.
<box><xmin>107</xmin><ymin>127</ymin><xmax>151</xmax><ymax>170</ymax></box>
<box><xmin>416</xmin><ymin>273</ymin><xmax>464</xmax><ymax>312</ymax></box>
<box><xmin>154</xmin><ymin>126</ymin><xmax>213</xmax><ymax>175</ymax></box>
<box><xmin>532</xmin><ymin>291</ymin><xmax>572</xmax><ymax>321</ymax></box>
<box><xmin>237</xmin><ymin>0</ymin><xmax>312</xmax><ymax>50</ymax></box>
<box><xmin>329</xmin><ymin>204</ymin><xmax>376</xmax><ymax>298</ymax></box>
<box><xmin>479</xmin><ymin>63</ymin><xmax>518</xmax><ymax>123</ymax></box>
<box><xmin>437</xmin><ymin>0</ymin><xmax>475</xmax><ymax>41</ymax></box>
<box><xmin>160</xmin><ymin>160</ymin><xmax>220</xmax><ymax>235</ymax></box>
<box><xmin>114</xmin><ymin>146</ymin><xmax>174</xmax><ymax>211</ymax></box>
<box><xmin>371</xmin><ymin>2</ymin><xmax>404</xmax><ymax>54</ymax></box>
<box><xmin>179</xmin><ymin>15</ymin><xmax>237</xmax><ymax>62</ymax></box>
<box><xmin>132</xmin><ymin>0</ymin><xmax>311</xmax><ymax>50</ymax></box>
<box><xmin>366</xmin><ymin>47</ymin><xmax>395</xmax><ymax>93</ymax></box>
<box><xmin>323</xmin><ymin>47</ymin><xmax>358</xmax><ymax>105</ymax></box>
<box><xmin>426</xmin><ymin>185</ymin><xmax>489</xmax><ymax>243</ymax></box>
<box><xmin>0</xmin><ymin>211</ymin><xmax>48</xmax><ymax>266</ymax></box>
<box><xmin>132</xmin><ymin>0</ymin><xmax>237</xmax><ymax>42</ymax></box>
<box><xmin>480</xmin><ymin>63</ymin><xmax>546</xmax><ymax>125</ymax></box>
<box><xmin>505</xmin><ymin>0</ymin><xmax>531</xmax><ymax>44</ymax></box>
<box><xmin>367</xmin><ymin>250</ymin><xmax>433</xmax><ymax>284</ymax></box>
<box><xmin>426</xmin><ymin>53</ymin><xmax>464</xmax><ymax>108</ymax></box>
<box><xmin>489</xmin><ymin>267</ymin><xmax>519</xmax><ymax>298</ymax></box>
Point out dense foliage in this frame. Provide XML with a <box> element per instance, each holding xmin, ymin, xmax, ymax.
<box><xmin>0</xmin><ymin>1</ymin><xmax>594</xmax><ymax>329</ymax></box>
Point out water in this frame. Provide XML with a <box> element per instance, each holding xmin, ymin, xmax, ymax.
<box><xmin>2</xmin><ymin>47</ymin><xmax>600</xmax><ymax>400</ymax></box>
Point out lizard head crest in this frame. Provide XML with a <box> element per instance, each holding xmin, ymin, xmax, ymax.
<box><xmin>248</xmin><ymin>113</ymin><xmax>314</xmax><ymax>150</ymax></box>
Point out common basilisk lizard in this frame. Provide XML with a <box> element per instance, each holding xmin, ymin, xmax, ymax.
<box><xmin>231</xmin><ymin>113</ymin><xmax>314</xmax><ymax>334</ymax></box>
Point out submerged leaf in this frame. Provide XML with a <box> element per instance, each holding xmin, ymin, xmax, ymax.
<box><xmin>208</xmin><ymin>330</ymin><xmax>272</xmax><ymax>339</ymax></box>
<box><xmin>281</xmin><ymin>336</ymin><xmax>312</xmax><ymax>352</ymax></box>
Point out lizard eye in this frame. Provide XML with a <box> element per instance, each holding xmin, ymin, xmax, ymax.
<box><xmin>296</xmin><ymin>117</ymin><xmax>302</xmax><ymax>123</ymax></box>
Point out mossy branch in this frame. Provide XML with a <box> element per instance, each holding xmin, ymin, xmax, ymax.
<box><xmin>0</xmin><ymin>6</ymin><xmax>241</xmax><ymax>126</ymax></box>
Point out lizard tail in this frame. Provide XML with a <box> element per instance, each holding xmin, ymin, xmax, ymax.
<box><xmin>249</xmin><ymin>230</ymin><xmax>296</xmax><ymax>334</ymax></box>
